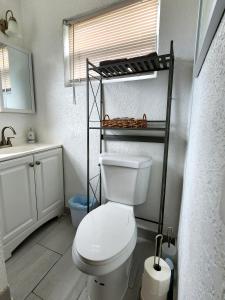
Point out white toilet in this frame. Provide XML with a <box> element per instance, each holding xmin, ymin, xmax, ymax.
<box><xmin>72</xmin><ymin>153</ymin><xmax>152</xmax><ymax>300</ymax></box>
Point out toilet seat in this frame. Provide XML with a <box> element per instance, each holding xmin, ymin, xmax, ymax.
<box><xmin>72</xmin><ymin>202</ymin><xmax>137</xmax><ymax>276</ymax></box>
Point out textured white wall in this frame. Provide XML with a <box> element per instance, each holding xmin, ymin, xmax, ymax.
<box><xmin>0</xmin><ymin>0</ymin><xmax>24</xmax><ymax>47</ymax></box>
<box><xmin>178</xmin><ymin>14</ymin><xmax>225</xmax><ymax>299</ymax></box>
<box><xmin>0</xmin><ymin>0</ymin><xmax>35</xmax><ymax>145</ymax></box>
<box><xmin>0</xmin><ymin>0</ymin><xmax>29</xmax><ymax>295</ymax></box>
<box><xmin>20</xmin><ymin>0</ymin><xmax>198</xmax><ymax>232</ymax></box>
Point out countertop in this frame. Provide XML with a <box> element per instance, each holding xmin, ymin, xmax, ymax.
<box><xmin>0</xmin><ymin>143</ymin><xmax>62</xmax><ymax>162</ymax></box>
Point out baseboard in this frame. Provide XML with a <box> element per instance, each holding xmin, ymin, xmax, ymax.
<box><xmin>137</xmin><ymin>226</ymin><xmax>176</xmax><ymax>246</ymax></box>
<box><xmin>138</xmin><ymin>227</ymin><xmax>157</xmax><ymax>241</ymax></box>
<box><xmin>64</xmin><ymin>206</ymin><xmax>70</xmax><ymax>214</ymax></box>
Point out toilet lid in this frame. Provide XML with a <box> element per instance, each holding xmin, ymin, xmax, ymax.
<box><xmin>75</xmin><ymin>202</ymin><xmax>136</xmax><ymax>263</ymax></box>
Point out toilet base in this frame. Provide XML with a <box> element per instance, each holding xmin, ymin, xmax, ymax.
<box><xmin>87</xmin><ymin>256</ymin><xmax>132</xmax><ymax>300</ymax></box>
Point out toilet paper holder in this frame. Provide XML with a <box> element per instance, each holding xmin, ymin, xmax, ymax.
<box><xmin>153</xmin><ymin>234</ymin><xmax>163</xmax><ymax>271</ymax></box>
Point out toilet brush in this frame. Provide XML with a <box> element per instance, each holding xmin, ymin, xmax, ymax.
<box><xmin>162</xmin><ymin>227</ymin><xmax>177</xmax><ymax>264</ymax></box>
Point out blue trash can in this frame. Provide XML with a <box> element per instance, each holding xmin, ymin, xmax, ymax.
<box><xmin>68</xmin><ymin>194</ymin><xmax>96</xmax><ymax>228</ymax></box>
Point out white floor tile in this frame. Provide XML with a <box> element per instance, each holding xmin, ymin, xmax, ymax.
<box><xmin>6</xmin><ymin>244</ymin><xmax>60</xmax><ymax>300</ymax></box>
<box><xmin>6</xmin><ymin>214</ymin><xmax>162</xmax><ymax>300</ymax></box>
<box><xmin>34</xmin><ymin>247</ymin><xmax>87</xmax><ymax>300</ymax></box>
<box><xmin>25</xmin><ymin>293</ymin><xmax>42</xmax><ymax>300</ymax></box>
<box><xmin>78</xmin><ymin>287</ymin><xmax>89</xmax><ymax>300</ymax></box>
<box><xmin>35</xmin><ymin>215</ymin><xmax>75</xmax><ymax>255</ymax></box>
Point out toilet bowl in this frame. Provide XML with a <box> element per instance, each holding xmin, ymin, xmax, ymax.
<box><xmin>72</xmin><ymin>153</ymin><xmax>152</xmax><ymax>300</ymax></box>
<box><xmin>73</xmin><ymin>202</ymin><xmax>136</xmax><ymax>300</ymax></box>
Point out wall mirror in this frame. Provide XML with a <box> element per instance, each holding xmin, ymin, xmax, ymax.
<box><xmin>0</xmin><ymin>42</ymin><xmax>35</xmax><ymax>113</ymax></box>
<box><xmin>194</xmin><ymin>0</ymin><xmax>225</xmax><ymax>76</ymax></box>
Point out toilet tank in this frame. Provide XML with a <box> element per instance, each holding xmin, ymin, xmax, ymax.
<box><xmin>99</xmin><ymin>153</ymin><xmax>152</xmax><ymax>205</ymax></box>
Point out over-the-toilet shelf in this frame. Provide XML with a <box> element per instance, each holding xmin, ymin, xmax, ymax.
<box><xmin>86</xmin><ymin>41</ymin><xmax>174</xmax><ymax>234</ymax></box>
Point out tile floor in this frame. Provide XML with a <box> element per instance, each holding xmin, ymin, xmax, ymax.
<box><xmin>6</xmin><ymin>214</ymin><xmax>162</xmax><ymax>300</ymax></box>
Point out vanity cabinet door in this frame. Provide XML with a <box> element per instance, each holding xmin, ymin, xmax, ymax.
<box><xmin>0</xmin><ymin>155</ymin><xmax>37</xmax><ymax>244</ymax></box>
<box><xmin>34</xmin><ymin>148</ymin><xmax>64</xmax><ymax>219</ymax></box>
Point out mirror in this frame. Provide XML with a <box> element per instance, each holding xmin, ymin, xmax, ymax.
<box><xmin>196</xmin><ymin>0</ymin><xmax>217</xmax><ymax>59</ymax></box>
<box><xmin>0</xmin><ymin>42</ymin><xmax>35</xmax><ymax>113</ymax></box>
<box><xmin>194</xmin><ymin>0</ymin><xmax>225</xmax><ymax>76</ymax></box>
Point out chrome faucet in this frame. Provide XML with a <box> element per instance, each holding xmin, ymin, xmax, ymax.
<box><xmin>0</xmin><ymin>126</ymin><xmax>16</xmax><ymax>148</ymax></box>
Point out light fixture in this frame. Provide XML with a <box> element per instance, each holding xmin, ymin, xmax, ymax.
<box><xmin>0</xmin><ymin>10</ymin><xmax>18</xmax><ymax>36</ymax></box>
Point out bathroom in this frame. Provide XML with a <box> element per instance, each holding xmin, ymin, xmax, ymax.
<box><xmin>0</xmin><ymin>0</ymin><xmax>225</xmax><ymax>299</ymax></box>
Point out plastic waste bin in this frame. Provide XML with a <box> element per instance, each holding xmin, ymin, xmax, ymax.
<box><xmin>68</xmin><ymin>194</ymin><xmax>96</xmax><ymax>228</ymax></box>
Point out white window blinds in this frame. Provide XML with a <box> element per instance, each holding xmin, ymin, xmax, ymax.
<box><xmin>0</xmin><ymin>46</ymin><xmax>11</xmax><ymax>92</ymax></box>
<box><xmin>65</xmin><ymin>0</ymin><xmax>159</xmax><ymax>82</ymax></box>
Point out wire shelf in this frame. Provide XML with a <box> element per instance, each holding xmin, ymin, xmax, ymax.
<box><xmin>89</xmin><ymin>53</ymin><xmax>173</xmax><ymax>78</ymax></box>
<box><xmin>89</xmin><ymin>121</ymin><xmax>166</xmax><ymax>131</ymax></box>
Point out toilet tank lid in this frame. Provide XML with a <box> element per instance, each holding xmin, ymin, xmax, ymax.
<box><xmin>99</xmin><ymin>153</ymin><xmax>152</xmax><ymax>169</ymax></box>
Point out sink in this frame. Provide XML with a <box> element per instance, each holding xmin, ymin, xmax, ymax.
<box><xmin>0</xmin><ymin>143</ymin><xmax>62</xmax><ymax>161</ymax></box>
<box><xmin>0</xmin><ymin>144</ymin><xmax>37</xmax><ymax>155</ymax></box>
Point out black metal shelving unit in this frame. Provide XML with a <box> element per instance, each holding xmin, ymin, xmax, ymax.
<box><xmin>86</xmin><ymin>41</ymin><xmax>174</xmax><ymax>234</ymax></box>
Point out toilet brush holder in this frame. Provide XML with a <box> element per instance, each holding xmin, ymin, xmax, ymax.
<box><xmin>162</xmin><ymin>227</ymin><xmax>177</xmax><ymax>264</ymax></box>
<box><xmin>165</xmin><ymin>258</ymin><xmax>174</xmax><ymax>300</ymax></box>
<box><xmin>141</xmin><ymin>234</ymin><xmax>171</xmax><ymax>300</ymax></box>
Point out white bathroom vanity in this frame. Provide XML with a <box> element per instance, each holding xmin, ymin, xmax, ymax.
<box><xmin>0</xmin><ymin>144</ymin><xmax>64</xmax><ymax>260</ymax></box>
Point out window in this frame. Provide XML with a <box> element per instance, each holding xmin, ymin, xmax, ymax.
<box><xmin>64</xmin><ymin>0</ymin><xmax>160</xmax><ymax>84</ymax></box>
<box><xmin>0</xmin><ymin>46</ymin><xmax>11</xmax><ymax>92</ymax></box>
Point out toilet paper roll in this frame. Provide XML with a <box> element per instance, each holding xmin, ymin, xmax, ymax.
<box><xmin>141</xmin><ymin>256</ymin><xmax>171</xmax><ymax>300</ymax></box>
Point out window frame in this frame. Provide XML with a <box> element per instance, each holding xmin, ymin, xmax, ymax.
<box><xmin>63</xmin><ymin>0</ymin><xmax>160</xmax><ymax>86</ymax></box>
<box><xmin>0</xmin><ymin>46</ymin><xmax>11</xmax><ymax>93</ymax></box>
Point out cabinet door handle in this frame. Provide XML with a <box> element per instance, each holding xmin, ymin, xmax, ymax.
<box><xmin>36</xmin><ymin>161</ymin><xmax>41</xmax><ymax>165</ymax></box>
<box><xmin>29</xmin><ymin>163</ymin><xmax>34</xmax><ymax>167</ymax></box>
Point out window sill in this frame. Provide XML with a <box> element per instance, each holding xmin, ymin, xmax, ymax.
<box><xmin>65</xmin><ymin>72</ymin><xmax>157</xmax><ymax>87</ymax></box>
